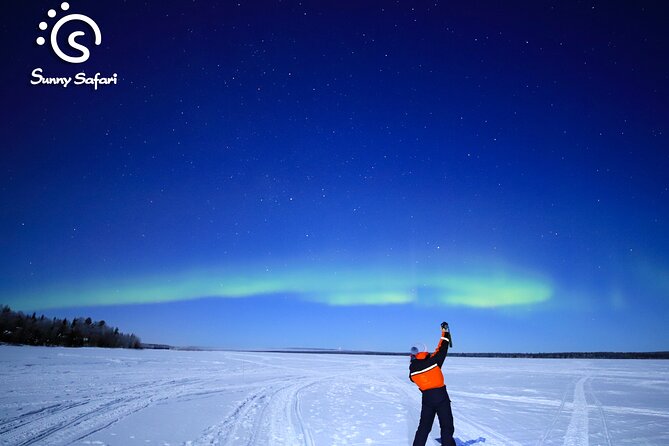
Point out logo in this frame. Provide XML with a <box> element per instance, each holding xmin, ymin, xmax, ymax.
<box><xmin>36</xmin><ymin>2</ymin><xmax>101</xmax><ymax>64</ymax></box>
<box><xmin>31</xmin><ymin>2</ymin><xmax>118</xmax><ymax>90</ymax></box>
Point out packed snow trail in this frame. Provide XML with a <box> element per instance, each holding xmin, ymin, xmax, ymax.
<box><xmin>563</xmin><ymin>376</ymin><xmax>589</xmax><ymax>446</ymax></box>
<box><xmin>1</xmin><ymin>347</ymin><xmax>668</xmax><ymax>445</ymax></box>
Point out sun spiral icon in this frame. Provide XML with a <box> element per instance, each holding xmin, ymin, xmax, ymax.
<box><xmin>36</xmin><ymin>2</ymin><xmax>102</xmax><ymax>64</ymax></box>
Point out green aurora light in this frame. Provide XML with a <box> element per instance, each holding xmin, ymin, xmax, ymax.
<box><xmin>3</xmin><ymin>263</ymin><xmax>552</xmax><ymax>311</ymax></box>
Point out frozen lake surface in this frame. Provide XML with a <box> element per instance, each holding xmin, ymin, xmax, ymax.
<box><xmin>0</xmin><ymin>346</ymin><xmax>668</xmax><ymax>445</ymax></box>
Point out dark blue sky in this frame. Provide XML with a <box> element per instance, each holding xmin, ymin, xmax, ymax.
<box><xmin>1</xmin><ymin>1</ymin><xmax>668</xmax><ymax>351</ymax></box>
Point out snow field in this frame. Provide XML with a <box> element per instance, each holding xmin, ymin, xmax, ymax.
<box><xmin>1</xmin><ymin>346</ymin><xmax>668</xmax><ymax>445</ymax></box>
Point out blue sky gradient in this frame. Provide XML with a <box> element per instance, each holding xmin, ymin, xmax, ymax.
<box><xmin>1</xmin><ymin>1</ymin><xmax>668</xmax><ymax>351</ymax></box>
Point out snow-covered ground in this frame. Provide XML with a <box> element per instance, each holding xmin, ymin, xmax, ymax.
<box><xmin>0</xmin><ymin>346</ymin><xmax>668</xmax><ymax>445</ymax></box>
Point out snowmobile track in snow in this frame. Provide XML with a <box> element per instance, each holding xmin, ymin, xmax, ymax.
<box><xmin>562</xmin><ymin>376</ymin><xmax>590</xmax><ymax>446</ymax></box>
<box><xmin>2</xmin><ymin>347</ymin><xmax>668</xmax><ymax>445</ymax></box>
<box><xmin>191</xmin><ymin>378</ymin><xmax>320</xmax><ymax>446</ymax></box>
<box><xmin>586</xmin><ymin>378</ymin><xmax>612</xmax><ymax>446</ymax></box>
<box><xmin>538</xmin><ymin>377</ymin><xmax>573</xmax><ymax>446</ymax></box>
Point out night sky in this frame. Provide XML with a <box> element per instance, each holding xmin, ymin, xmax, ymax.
<box><xmin>1</xmin><ymin>1</ymin><xmax>668</xmax><ymax>352</ymax></box>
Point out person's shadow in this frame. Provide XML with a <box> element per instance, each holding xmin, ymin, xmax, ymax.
<box><xmin>436</xmin><ymin>437</ymin><xmax>486</xmax><ymax>445</ymax></box>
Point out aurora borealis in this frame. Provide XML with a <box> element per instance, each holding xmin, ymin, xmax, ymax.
<box><xmin>1</xmin><ymin>1</ymin><xmax>668</xmax><ymax>351</ymax></box>
<box><xmin>2</xmin><ymin>261</ymin><xmax>552</xmax><ymax>310</ymax></box>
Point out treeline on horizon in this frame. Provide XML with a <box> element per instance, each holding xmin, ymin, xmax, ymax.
<box><xmin>255</xmin><ymin>349</ymin><xmax>669</xmax><ymax>359</ymax></box>
<box><xmin>0</xmin><ymin>305</ymin><xmax>141</xmax><ymax>349</ymax></box>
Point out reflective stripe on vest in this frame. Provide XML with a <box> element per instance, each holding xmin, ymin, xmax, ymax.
<box><xmin>411</xmin><ymin>363</ymin><xmax>438</xmax><ymax>376</ymax></box>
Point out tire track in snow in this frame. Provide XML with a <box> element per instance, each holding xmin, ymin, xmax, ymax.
<box><xmin>250</xmin><ymin>378</ymin><xmax>320</xmax><ymax>446</ymax></box>
<box><xmin>0</xmin><ymin>401</ymin><xmax>86</xmax><ymax>435</ymax></box>
<box><xmin>538</xmin><ymin>378</ymin><xmax>573</xmax><ymax>446</ymax></box>
<box><xmin>293</xmin><ymin>381</ymin><xmax>316</xmax><ymax>446</ymax></box>
<box><xmin>586</xmin><ymin>378</ymin><xmax>611</xmax><ymax>446</ymax></box>
<box><xmin>189</xmin><ymin>390</ymin><xmax>269</xmax><ymax>445</ymax></box>
<box><xmin>190</xmin><ymin>377</ymin><xmax>320</xmax><ymax>446</ymax></box>
<box><xmin>15</xmin><ymin>396</ymin><xmax>140</xmax><ymax>446</ymax></box>
<box><xmin>0</xmin><ymin>380</ymin><xmax>161</xmax><ymax>436</ymax></box>
<box><xmin>562</xmin><ymin>376</ymin><xmax>589</xmax><ymax>446</ymax></box>
<box><xmin>7</xmin><ymin>371</ymin><xmax>305</xmax><ymax>446</ymax></box>
<box><xmin>4</xmin><ymin>377</ymin><xmax>209</xmax><ymax>445</ymax></box>
<box><xmin>7</xmin><ymin>396</ymin><xmax>141</xmax><ymax>446</ymax></box>
<box><xmin>182</xmin><ymin>378</ymin><xmax>300</xmax><ymax>445</ymax></box>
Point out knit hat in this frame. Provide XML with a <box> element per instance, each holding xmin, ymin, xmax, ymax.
<box><xmin>410</xmin><ymin>343</ymin><xmax>427</xmax><ymax>355</ymax></box>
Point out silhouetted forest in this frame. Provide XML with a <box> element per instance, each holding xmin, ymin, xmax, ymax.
<box><xmin>0</xmin><ymin>305</ymin><xmax>141</xmax><ymax>349</ymax></box>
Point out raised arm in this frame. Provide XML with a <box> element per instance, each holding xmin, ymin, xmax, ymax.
<box><xmin>430</xmin><ymin>322</ymin><xmax>452</xmax><ymax>368</ymax></box>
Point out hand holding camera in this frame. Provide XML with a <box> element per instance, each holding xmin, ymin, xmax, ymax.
<box><xmin>441</xmin><ymin>322</ymin><xmax>453</xmax><ymax>348</ymax></box>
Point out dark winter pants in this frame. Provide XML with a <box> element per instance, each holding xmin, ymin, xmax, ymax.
<box><xmin>413</xmin><ymin>386</ymin><xmax>456</xmax><ymax>446</ymax></box>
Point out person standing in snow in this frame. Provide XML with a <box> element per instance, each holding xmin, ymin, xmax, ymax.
<box><xmin>409</xmin><ymin>322</ymin><xmax>456</xmax><ymax>446</ymax></box>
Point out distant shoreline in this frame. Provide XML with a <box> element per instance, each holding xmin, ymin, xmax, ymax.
<box><xmin>143</xmin><ymin>344</ymin><xmax>669</xmax><ymax>359</ymax></box>
<box><xmin>4</xmin><ymin>343</ymin><xmax>667</xmax><ymax>359</ymax></box>
<box><xmin>251</xmin><ymin>349</ymin><xmax>669</xmax><ymax>360</ymax></box>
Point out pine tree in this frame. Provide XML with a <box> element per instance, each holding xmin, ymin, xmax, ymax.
<box><xmin>0</xmin><ymin>306</ymin><xmax>142</xmax><ymax>349</ymax></box>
